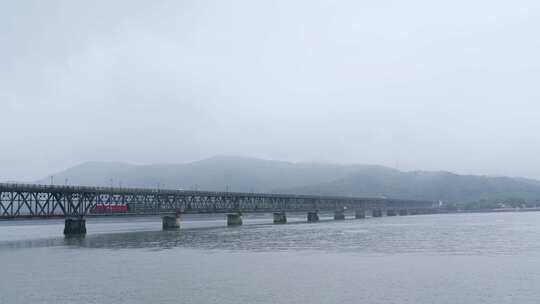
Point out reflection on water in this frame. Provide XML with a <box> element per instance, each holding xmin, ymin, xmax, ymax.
<box><xmin>2</xmin><ymin>212</ymin><xmax>540</xmax><ymax>255</ymax></box>
<box><xmin>2</xmin><ymin>212</ymin><xmax>540</xmax><ymax>304</ymax></box>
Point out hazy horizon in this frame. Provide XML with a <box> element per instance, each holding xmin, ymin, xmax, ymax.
<box><xmin>2</xmin><ymin>0</ymin><xmax>539</xmax><ymax>181</ymax></box>
<box><xmin>4</xmin><ymin>154</ymin><xmax>538</xmax><ymax>184</ymax></box>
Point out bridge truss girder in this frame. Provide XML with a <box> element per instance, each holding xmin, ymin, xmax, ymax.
<box><xmin>0</xmin><ymin>184</ymin><xmax>436</xmax><ymax>219</ymax></box>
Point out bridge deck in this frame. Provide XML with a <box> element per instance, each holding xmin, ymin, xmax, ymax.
<box><xmin>0</xmin><ymin>183</ymin><xmax>436</xmax><ymax>219</ymax></box>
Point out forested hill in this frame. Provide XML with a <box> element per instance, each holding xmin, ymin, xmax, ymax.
<box><xmin>279</xmin><ymin>169</ymin><xmax>540</xmax><ymax>205</ymax></box>
<box><xmin>37</xmin><ymin>156</ymin><xmax>540</xmax><ymax>204</ymax></box>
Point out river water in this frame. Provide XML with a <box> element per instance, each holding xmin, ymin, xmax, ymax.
<box><xmin>1</xmin><ymin>212</ymin><xmax>540</xmax><ymax>304</ymax></box>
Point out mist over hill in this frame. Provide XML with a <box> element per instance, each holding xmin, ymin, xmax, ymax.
<box><xmin>37</xmin><ymin>156</ymin><xmax>364</xmax><ymax>192</ymax></box>
<box><xmin>279</xmin><ymin>170</ymin><xmax>540</xmax><ymax>204</ymax></box>
<box><xmin>37</xmin><ymin>156</ymin><xmax>540</xmax><ymax>204</ymax></box>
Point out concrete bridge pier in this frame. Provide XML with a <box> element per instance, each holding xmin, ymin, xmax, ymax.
<box><xmin>273</xmin><ymin>212</ymin><xmax>287</xmax><ymax>224</ymax></box>
<box><xmin>162</xmin><ymin>214</ymin><xmax>181</xmax><ymax>230</ymax></box>
<box><xmin>386</xmin><ymin>209</ymin><xmax>397</xmax><ymax>216</ymax></box>
<box><xmin>372</xmin><ymin>209</ymin><xmax>383</xmax><ymax>217</ymax></box>
<box><xmin>355</xmin><ymin>209</ymin><xmax>366</xmax><ymax>219</ymax></box>
<box><xmin>399</xmin><ymin>209</ymin><xmax>409</xmax><ymax>216</ymax></box>
<box><xmin>64</xmin><ymin>217</ymin><xmax>87</xmax><ymax>236</ymax></box>
<box><xmin>334</xmin><ymin>209</ymin><xmax>345</xmax><ymax>220</ymax></box>
<box><xmin>227</xmin><ymin>213</ymin><xmax>243</xmax><ymax>226</ymax></box>
<box><xmin>307</xmin><ymin>211</ymin><xmax>319</xmax><ymax>222</ymax></box>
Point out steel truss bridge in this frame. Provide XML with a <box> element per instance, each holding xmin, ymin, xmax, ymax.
<box><xmin>0</xmin><ymin>183</ymin><xmax>436</xmax><ymax>219</ymax></box>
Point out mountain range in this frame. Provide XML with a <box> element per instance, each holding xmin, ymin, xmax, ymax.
<box><xmin>37</xmin><ymin>156</ymin><xmax>540</xmax><ymax>204</ymax></box>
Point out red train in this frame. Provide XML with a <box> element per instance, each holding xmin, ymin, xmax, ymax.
<box><xmin>90</xmin><ymin>204</ymin><xmax>129</xmax><ymax>214</ymax></box>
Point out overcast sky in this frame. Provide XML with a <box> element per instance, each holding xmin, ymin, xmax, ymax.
<box><xmin>1</xmin><ymin>0</ymin><xmax>539</xmax><ymax>181</ymax></box>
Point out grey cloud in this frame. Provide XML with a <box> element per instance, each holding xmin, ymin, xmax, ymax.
<box><xmin>1</xmin><ymin>0</ymin><xmax>539</xmax><ymax>181</ymax></box>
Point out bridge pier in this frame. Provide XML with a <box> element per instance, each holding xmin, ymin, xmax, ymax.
<box><xmin>355</xmin><ymin>209</ymin><xmax>366</xmax><ymax>219</ymax></box>
<box><xmin>399</xmin><ymin>209</ymin><xmax>408</xmax><ymax>216</ymax></box>
<box><xmin>334</xmin><ymin>209</ymin><xmax>345</xmax><ymax>220</ymax></box>
<box><xmin>64</xmin><ymin>217</ymin><xmax>86</xmax><ymax>236</ymax></box>
<box><xmin>386</xmin><ymin>209</ymin><xmax>397</xmax><ymax>216</ymax></box>
<box><xmin>227</xmin><ymin>213</ymin><xmax>243</xmax><ymax>226</ymax></box>
<box><xmin>162</xmin><ymin>214</ymin><xmax>181</xmax><ymax>230</ymax></box>
<box><xmin>273</xmin><ymin>212</ymin><xmax>287</xmax><ymax>224</ymax></box>
<box><xmin>307</xmin><ymin>211</ymin><xmax>319</xmax><ymax>222</ymax></box>
<box><xmin>372</xmin><ymin>209</ymin><xmax>383</xmax><ymax>217</ymax></box>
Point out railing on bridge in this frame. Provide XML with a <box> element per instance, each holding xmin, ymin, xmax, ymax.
<box><xmin>0</xmin><ymin>183</ymin><xmax>437</xmax><ymax>219</ymax></box>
